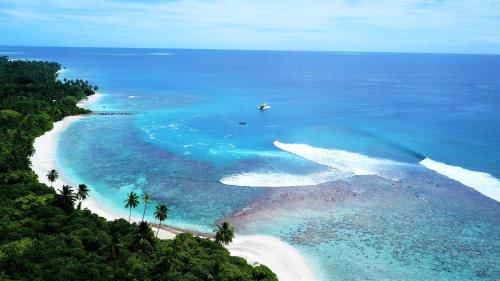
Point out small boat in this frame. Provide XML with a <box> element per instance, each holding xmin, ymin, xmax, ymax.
<box><xmin>239</xmin><ymin>121</ymin><xmax>246</xmax><ymax>125</ymax></box>
<box><xmin>259</xmin><ymin>103</ymin><xmax>271</xmax><ymax>110</ymax></box>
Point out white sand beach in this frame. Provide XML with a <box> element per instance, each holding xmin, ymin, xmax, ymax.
<box><xmin>227</xmin><ymin>235</ymin><xmax>316</xmax><ymax>281</ymax></box>
<box><xmin>29</xmin><ymin>93</ymin><xmax>316</xmax><ymax>281</ymax></box>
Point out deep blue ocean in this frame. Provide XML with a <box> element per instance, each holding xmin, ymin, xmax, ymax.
<box><xmin>3</xmin><ymin>46</ymin><xmax>499</xmax><ymax>280</ymax></box>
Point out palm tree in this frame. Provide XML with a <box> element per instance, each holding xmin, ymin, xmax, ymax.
<box><xmin>133</xmin><ymin>221</ymin><xmax>155</xmax><ymax>254</ymax></box>
<box><xmin>107</xmin><ymin>232</ymin><xmax>122</xmax><ymax>260</ymax></box>
<box><xmin>124</xmin><ymin>191</ymin><xmax>139</xmax><ymax>222</ymax></box>
<box><xmin>46</xmin><ymin>169</ymin><xmax>58</xmax><ymax>188</ymax></box>
<box><xmin>141</xmin><ymin>193</ymin><xmax>151</xmax><ymax>222</ymax></box>
<box><xmin>59</xmin><ymin>185</ymin><xmax>77</xmax><ymax>210</ymax></box>
<box><xmin>214</xmin><ymin>221</ymin><xmax>235</xmax><ymax>245</ymax></box>
<box><xmin>76</xmin><ymin>184</ymin><xmax>90</xmax><ymax>209</ymax></box>
<box><xmin>154</xmin><ymin>203</ymin><xmax>169</xmax><ymax>237</ymax></box>
<box><xmin>209</xmin><ymin>261</ymin><xmax>223</xmax><ymax>280</ymax></box>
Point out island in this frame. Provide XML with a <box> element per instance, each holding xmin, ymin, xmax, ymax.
<box><xmin>0</xmin><ymin>56</ymin><xmax>277</xmax><ymax>281</ymax></box>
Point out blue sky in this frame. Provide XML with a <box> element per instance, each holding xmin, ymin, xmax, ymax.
<box><xmin>1</xmin><ymin>0</ymin><xmax>499</xmax><ymax>53</ymax></box>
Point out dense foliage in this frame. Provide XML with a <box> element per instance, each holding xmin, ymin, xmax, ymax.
<box><xmin>0</xmin><ymin>57</ymin><xmax>277</xmax><ymax>281</ymax></box>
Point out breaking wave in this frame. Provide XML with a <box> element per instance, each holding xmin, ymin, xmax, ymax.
<box><xmin>273</xmin><ymin>141</ymin><xmax>407</xmax><ymax>179</ymax></box>
<box><xmin>219</xmin><ymin>141</ymin><xmax>500</xmax><ymax>200</ymax></box>
<box><xmin>220</xmin><ymin>170</ymin><xmax>350</xmax><ymax>187</ymax></box>
<box><xmin>220</xmin><ymin>141</ymin><xmax>408</xmax><ymax>187</ymax></box>
<box><xmin>420</xmin><ymin>158</ymin><xmax>500</xmax><ymax>202</ymax></box>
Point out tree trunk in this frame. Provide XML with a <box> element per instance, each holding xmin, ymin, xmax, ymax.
<box><xmin>156</xmin><ymin>221</ymin><xmax>161</xmax><ymax>237</ymax></box>
<box><xmin>141</xmin><ymin>204</ymin><xmax>147</xmax><ymax>222</ymax></box>
<box><xmin>128</xmin><ymin>207</ymin><xmax>132</xmax><ymax>222</ymax></box>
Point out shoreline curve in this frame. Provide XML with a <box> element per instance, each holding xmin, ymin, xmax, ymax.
<box><xmin>29</xmin><ymin>93</ymin><xmax>317</xmax><ymax>281</ymax></box>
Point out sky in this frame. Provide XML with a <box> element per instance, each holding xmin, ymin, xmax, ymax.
<box><xmin>1</xmin><ymin>0</ymin><xmax>500</xmax><ymax>54</ymax></box>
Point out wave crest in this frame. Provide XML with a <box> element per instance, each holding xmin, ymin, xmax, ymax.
<box><xmin>420</xmin><ymin>158</ymin><xmax>500</xmax><ymax>202</ymax></box>
<box><xmin>220</xmin><ymin>170</ymin><xmax>350</xmax><ymax>187</ymax></box>
<box><xmin>220</xmin><ymin>141</ymin><xmax>408</xmax><ymax>188</ymax></box>
<box><xmin>273</xmin><ymin>140</ymin><xmax>406</xmax><ymax>179</ymax></box>
<box><xmin>219</xmin><ymin>141</ymin><xmax>500</xmax><ymax>201</ymax></box>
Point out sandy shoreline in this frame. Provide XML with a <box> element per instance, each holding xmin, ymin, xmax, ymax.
<box><xmin>29</xmin><ymin>93</ymin><xmax>316</xmax><ymax>281</ymax></box>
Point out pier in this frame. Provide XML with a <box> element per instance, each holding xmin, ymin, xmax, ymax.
<box><xmin>89</xmin><ymin>111</ymin><xmax>145</xmax><ymax>116</ymax></box>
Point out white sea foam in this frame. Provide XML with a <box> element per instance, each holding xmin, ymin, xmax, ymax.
<box><xmin>167</xmin><ymin>123</ymin><xmax>181</xmax><ymax>129</ymax></box>
<box><xmin>221</xmin><ymin>141</ymin><xmax>408</xmax><ymax>188</ymax></box>
<box><xmin>128</xmin><ymin>95</ymin><xmax>139</xmax><ymax>99</ymax></box>
<box><xmin>420</xmin><ymin>158</ymin><xmax>500</xmax><ymax>202</ymax></box>
<box><xmin>273</xmin><ymin>141</ymin><xmax>404</xmax><ymax>178</ymax></box>
<box><xmin>220</xmin><ymin>170</ymin><xmax>349</xmax><ymax>187</ymax></box>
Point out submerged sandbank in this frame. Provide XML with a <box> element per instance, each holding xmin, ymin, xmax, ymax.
<box><xmin>30</xmin><ymin>92</ymin><xmax>317</xmax><ymax>281</ymax></box>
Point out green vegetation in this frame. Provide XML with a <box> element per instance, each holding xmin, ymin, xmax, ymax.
<box><xmin>46</xmin><ymin>169</ymin><xmax>58</xmax><ymax>189</ymax></box>
<box><xmin>76</xmin><ymin>184</ymin><xmax>89</xmax><ymax>209</ymax></box>
<box><xmin>141</xmin><ymin>193</ymin><xmax>151</xmax><ymax>222</ymax></box>
<box><xmin>154</xmin><ymin>204</ymin><xmax>168</xmax><ymax>237</ymax></box>
<box><xmin>0</xmin><ymin>57</ymin><xmax>277</xmax><ymax>281</ymax></box>
<box><xmin>124</xmin><ymin>191</ymin><xmax>140</xmax><ymax>223</ymax></box>
<box><xmin>215</xmin><ymin>222</ymin><xmax>236</xmax><ymax>245</ymax></box>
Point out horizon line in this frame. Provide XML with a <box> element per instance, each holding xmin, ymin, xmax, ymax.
<box><xmin>1</xmin><ymin>44</ymin><xmax>500</xmax><ymax>56</ymax></box>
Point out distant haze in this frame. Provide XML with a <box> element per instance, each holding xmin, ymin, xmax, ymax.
<box><xmin>1</xmin><ymin>0</ymin><xmax>499</xmax><ymax>54</ymax></box>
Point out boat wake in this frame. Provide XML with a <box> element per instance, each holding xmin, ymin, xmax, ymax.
<box><xmin>420</xmin><ymin>158</ymin><xmax>500</xmax><ymax>202</ymax></box>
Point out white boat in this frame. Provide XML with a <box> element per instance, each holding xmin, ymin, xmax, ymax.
<box><xmin>259</xmin><ymin>103</ymin><xmax>271</xmax><ymax>110</ymax></box>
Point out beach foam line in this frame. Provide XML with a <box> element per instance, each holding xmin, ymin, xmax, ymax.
<box><xmin>420</xmin><ymin>158</ymin><xmax>500</xmax><ymax>202</ymax></box>
<box><xmin>227</xmin><ymin>235</ymin><xmax>316</xmax><ymax>281</ymax></box>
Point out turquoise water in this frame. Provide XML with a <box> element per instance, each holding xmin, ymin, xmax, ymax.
<box><xmin>4</xmin><ymin>46</ymin><xmax>500</xmax><ymax>280</ymax></box>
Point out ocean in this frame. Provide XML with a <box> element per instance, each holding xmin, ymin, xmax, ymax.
<box><xmin>4</xmin><ymin>46</ymin><xmax>500</xmax><ymax>280</ymax></box>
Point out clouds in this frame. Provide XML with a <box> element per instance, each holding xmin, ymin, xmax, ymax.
<box><xmin>0</xmin><ymin>0</ymin><xmax>499</xmax><ymax>53</ymax></box>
